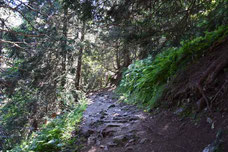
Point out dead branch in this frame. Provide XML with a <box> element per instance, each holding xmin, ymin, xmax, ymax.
<box><xmin>0</xmin><ymin>39</ymin><xmax>25</xmax><ymax>49</ymax></box>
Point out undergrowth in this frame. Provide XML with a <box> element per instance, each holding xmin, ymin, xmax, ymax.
<box><xmin>9</xmin><ymin>98</ymin><xmax>87</xmax><ymax>152</ymax></box>
<box><xmin>0</xmin><ymin>59</ymin><xmax>89</xmax><ymax>152</ymax></box>
<box><xmin>117</xmin><ymin>25</ymin><xmax>228</xmax><ymax>111</ymax></box>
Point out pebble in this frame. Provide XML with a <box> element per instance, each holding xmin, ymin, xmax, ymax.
<box><xmin>108</xmin><ymin>104</ymin><xmax>116</xmax><ymax>108</ymax></box>
<box><xmin>104</xmin><ymin>146</ymin><xmax>109</xmax><ymax>151</ymax></box>
<box><xmin>129</xmin><ymin>139</ymin><xmax>135</xmax><ymax>143</ymax></box>
<box><xmin>107</xmin><ymin>141</ymin><xmax>118</xmax><ymax>147</ymax></box>
<box><xmin>136</xmin><ymin>131</ymin><xmax>146</xmax><ymax>137</ymax></box>
<box><xmin>87</xmin><ymin>136</ymin><xmax>96</xmax><ymax>145</ymax></box>
<box><xmin>96</xmin><ymin>140</ymin><xmax>101</xmax><ymax>145</ymax></box>
<box><xmin>100</xmin><ymin>145</ymin><xmax>109</xmax><ymax>151</ymax></box>
<box><xmin>125</xmin><ymin>142</ymin><xmax>130</xmax><ymax>147</ymax></box>
<box><xmin>139</xmin><ymin>138</ymin><xmax>148</xmax><ymax>144</ymax></box>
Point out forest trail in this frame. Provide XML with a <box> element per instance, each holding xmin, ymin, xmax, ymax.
<box><xmin>79</xmin><ymin>88</ymin><xmax>227</xmax><ymax>152</ymax></box>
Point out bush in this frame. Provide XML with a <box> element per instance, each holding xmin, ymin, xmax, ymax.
<box><xmin>9</xmin><ymin>98</ymin><xmax>87</xmax><ymax>152</ymax></box>
<box><xmin>118</xmin><ymin>25</ymin><xmax>228</xmax><ymax>110</ymax></box>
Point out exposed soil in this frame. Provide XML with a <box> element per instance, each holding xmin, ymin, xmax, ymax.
<box><xmin>161</xmin><ymin>38</ymin><xmax>228</xmax><ymax>113</ymax></box>
<box><xmin>79</xmin><ymin>88</ymin><xmax>228</xmax><ymax>152</ymax></box>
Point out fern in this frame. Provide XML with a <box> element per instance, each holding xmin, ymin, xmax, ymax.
<box><xmin>118</xmin><ymin>25</ymin><xmax>228</xmax><ymax>110</ymax></box>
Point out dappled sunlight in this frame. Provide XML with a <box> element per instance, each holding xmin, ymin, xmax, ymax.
<box><xmin>87</xmin><ymin>98</ymin><xmax>95</xmax><ymax>105</ymax></box>
<box><xmin>135</xmin><ymin>113</ymin><xmax>146</xmax><ymax>120</ymax></box>
<box><xmin>112</xmin><ymin>113</ymin><xmax>120</xmax><ymax>117</ymax></box>
<box><xmin>88</xmin><ymin>146</ymin><xmax>98</xmax><ymax>152</ymax></box>
<box><xmin>0</xmin><ymin>0</ymin><xmax>227</xmax><ymax>151</ymax></box>
<box><xmin>162</xmin><ymin>123</ymin><xmax>171</xmax><ymax>131</ymax></box>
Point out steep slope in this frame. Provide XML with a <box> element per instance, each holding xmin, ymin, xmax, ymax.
<box><xmin>118</xmin><ymin>26</ymin><xmax>228</xmax><ymax>111</ymax></box>
<box><xmin>161</xmin><ymin>37</ymin><xmax>228</xmax><ymax>113</ymax></box>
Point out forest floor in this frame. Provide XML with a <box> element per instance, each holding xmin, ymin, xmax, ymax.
<box><xmin>78</xmin><ymin>88</ymin><xmax>228</xmax><ymax>152</ymax></box>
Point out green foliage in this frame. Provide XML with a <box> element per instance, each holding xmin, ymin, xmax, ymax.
<box><xmin>0</xmin><ymin>59</ymin><xmax>23</xmax><ymax>79</ymax></box>
<box><xmin>0</xmin><ymin>60</ymin><xmax>88</xmax><ymax>151</ymax></box>
<box><xmin>9</xmin><ymin>98</ymin><xmax>87</xmax><ymax>152</ymax></box>
<box><xmin>0</xmin><ymin>91</ymin><xmax>35</xmax><ymax>150</ymax></box>
<box><xmin>81</xmin><ymin>54</ymin><xmax>107</xmax><ymax>91</ymax></box>
<box><xmin>0</xmin><ymin>61</ymin><xmax>36</xmax><ymax>149</ymax></box>
<box><xmin>118</xmin><ymin>25</ymin><xmax>228</xmax><ymax>110</ymax></box>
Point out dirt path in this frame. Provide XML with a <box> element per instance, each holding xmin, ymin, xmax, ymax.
<box><xmin>79</xmin><ymin>89</ymin><xmax>228</xmax><ymax>152</ymax></box>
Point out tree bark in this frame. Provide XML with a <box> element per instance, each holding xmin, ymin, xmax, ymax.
<box><xmin>61</xmin><ymin>7</ymin><xmax>68</xmax><ymax>87</ymax></box>
<box><xmin>75</xmin><ymin>21</ymin><xmax>86</xmax><ymax>90</ymax></box>
<box><xmin>123</xmin><ymin>47</ymin><xmax>131</xmax><ymax>67</ymax></box>
<box><xmin>0</xmin><ymin>20</ymin><xmax>4</xmax><ymax>56</ymax></box>
<box><xmin>138</xmin><ymin>49</ymin><xmax>148</xmax><ymax>59</ymax></box>
<box><xmin>115</xmin><ymin>42</ymin><xmax>121</xmax><ymax>70</ymax></box>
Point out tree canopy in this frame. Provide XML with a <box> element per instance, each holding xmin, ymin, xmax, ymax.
<box><xmin>0</xmin><ymin>0</ymin><xmax>227</xmax><ymax>151</ymax></box>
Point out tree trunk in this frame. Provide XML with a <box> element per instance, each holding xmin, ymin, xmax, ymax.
<box><xmin>0</xmin><ymin>20</ymin><xmax>4</xmax><ymax>56</ymax></box>
<box><xmin>115</xmin><ymin>43</ymin><xmax>121</xmax><ymax>70</ymax></box>
<box><xmin>110</xmin><ymin>46</ymin><xmax>131</xmax><ymax>86</ymax></box>
<box><xmin>123</xmin><ymin>47</ymin><xmax>131</xmax><ymax>67</ymax></box>
<box><xmin>75</xmin><ymin>21</ymin><xmax>86</xmax><ymax>90</ymax></box>
<box><xmin>61</xmin><ymin>7</ymin><xmax>68</xmax><ymax>87</ymax></box>
<box><xmin>139</xmin><ymin>49</ymin><xmax>148</xmax><ymax>59</ymax></box>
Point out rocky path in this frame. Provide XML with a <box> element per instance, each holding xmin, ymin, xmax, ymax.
<box><xmin>79</xmin><ymin>89</ymin><xmax>228</xmax><ymax>152</ymax></box>
<box><xmin>80</xmin><ymin>89</ymin><xmax>153</xmax><ymax>152</ymax></box>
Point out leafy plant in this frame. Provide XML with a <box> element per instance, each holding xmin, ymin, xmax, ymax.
<box><xmin>118</xmin><ymin>25</ymin><xmax>228</xmax><ymax>110</ymax></box>
<box><xmin>9</xmin><ymin>98</ymin><xmax>87</xmax><ymax>152</ymax></box>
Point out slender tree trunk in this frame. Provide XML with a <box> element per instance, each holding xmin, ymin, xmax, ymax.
<box><xmin>115</xmin><ymin>42</ymin><xmax>121</xmax><ymax>70</ymax></box>
<box><xmin>61</xmin><ymin>7</ymin><xmax>68</xmax><ymax>87</ymax></box>
<box><xmin>112</xmin><ymin>46</ymin><xmax>131</xmax><ymax>86</ymax></box>
<box><xmin>0</xmin><ymin>20</ymin><xmax>4</xmax><ymax>69</ymax></box>
<box><xmin>139</xmin><ymin>49</ymin><xmax>148</xmax><ymax>59</ymax></box>
<box><xmin>0</xmin><ymin>20</ymin><xmax>4</xmax><ymax>55</ymax></box>
<box><xmin>123</xmin><ymin>47</ymin><xmax>131</xmax><ymax>67</ymax></box>
<box><xmin>75</xmin><ymin>21</ymin><xmax>86</xmax><ymax>90</ymax></box>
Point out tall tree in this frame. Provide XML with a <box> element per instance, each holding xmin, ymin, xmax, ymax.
<box><xmin>75</xmin><ymin>21</ymin><xmax>85</xmax><ymax>90</ymax></box>
<box><xmin>0</xmin><ymin>20</ymin><xmax>4</xmax><ymax>55</ymax></box>
<box><xmin>61</xmin><ymin>6</ymin><xmax>68</xmax><ymax>87</ymax></box>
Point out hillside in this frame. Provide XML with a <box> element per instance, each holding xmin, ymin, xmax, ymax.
<box><xmin>0</xmin><ymin>0</ymin><xmax>228</xmax><ymax>152</ymax></box>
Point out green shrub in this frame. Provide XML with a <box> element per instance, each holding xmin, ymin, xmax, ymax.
<box><xmin>9</xmin><ymin>98</ymin><xmax>87</xmax><ymax>152</ymax></box>
<box><xmin>118</xmin><ymin>25</ymin><xmax>228</xmax><ymax>110</ymax></box>
<box><xmin>1</xmin><ymin>59</ymin><xmax>88</xmax><ymax>151</ymax></box>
